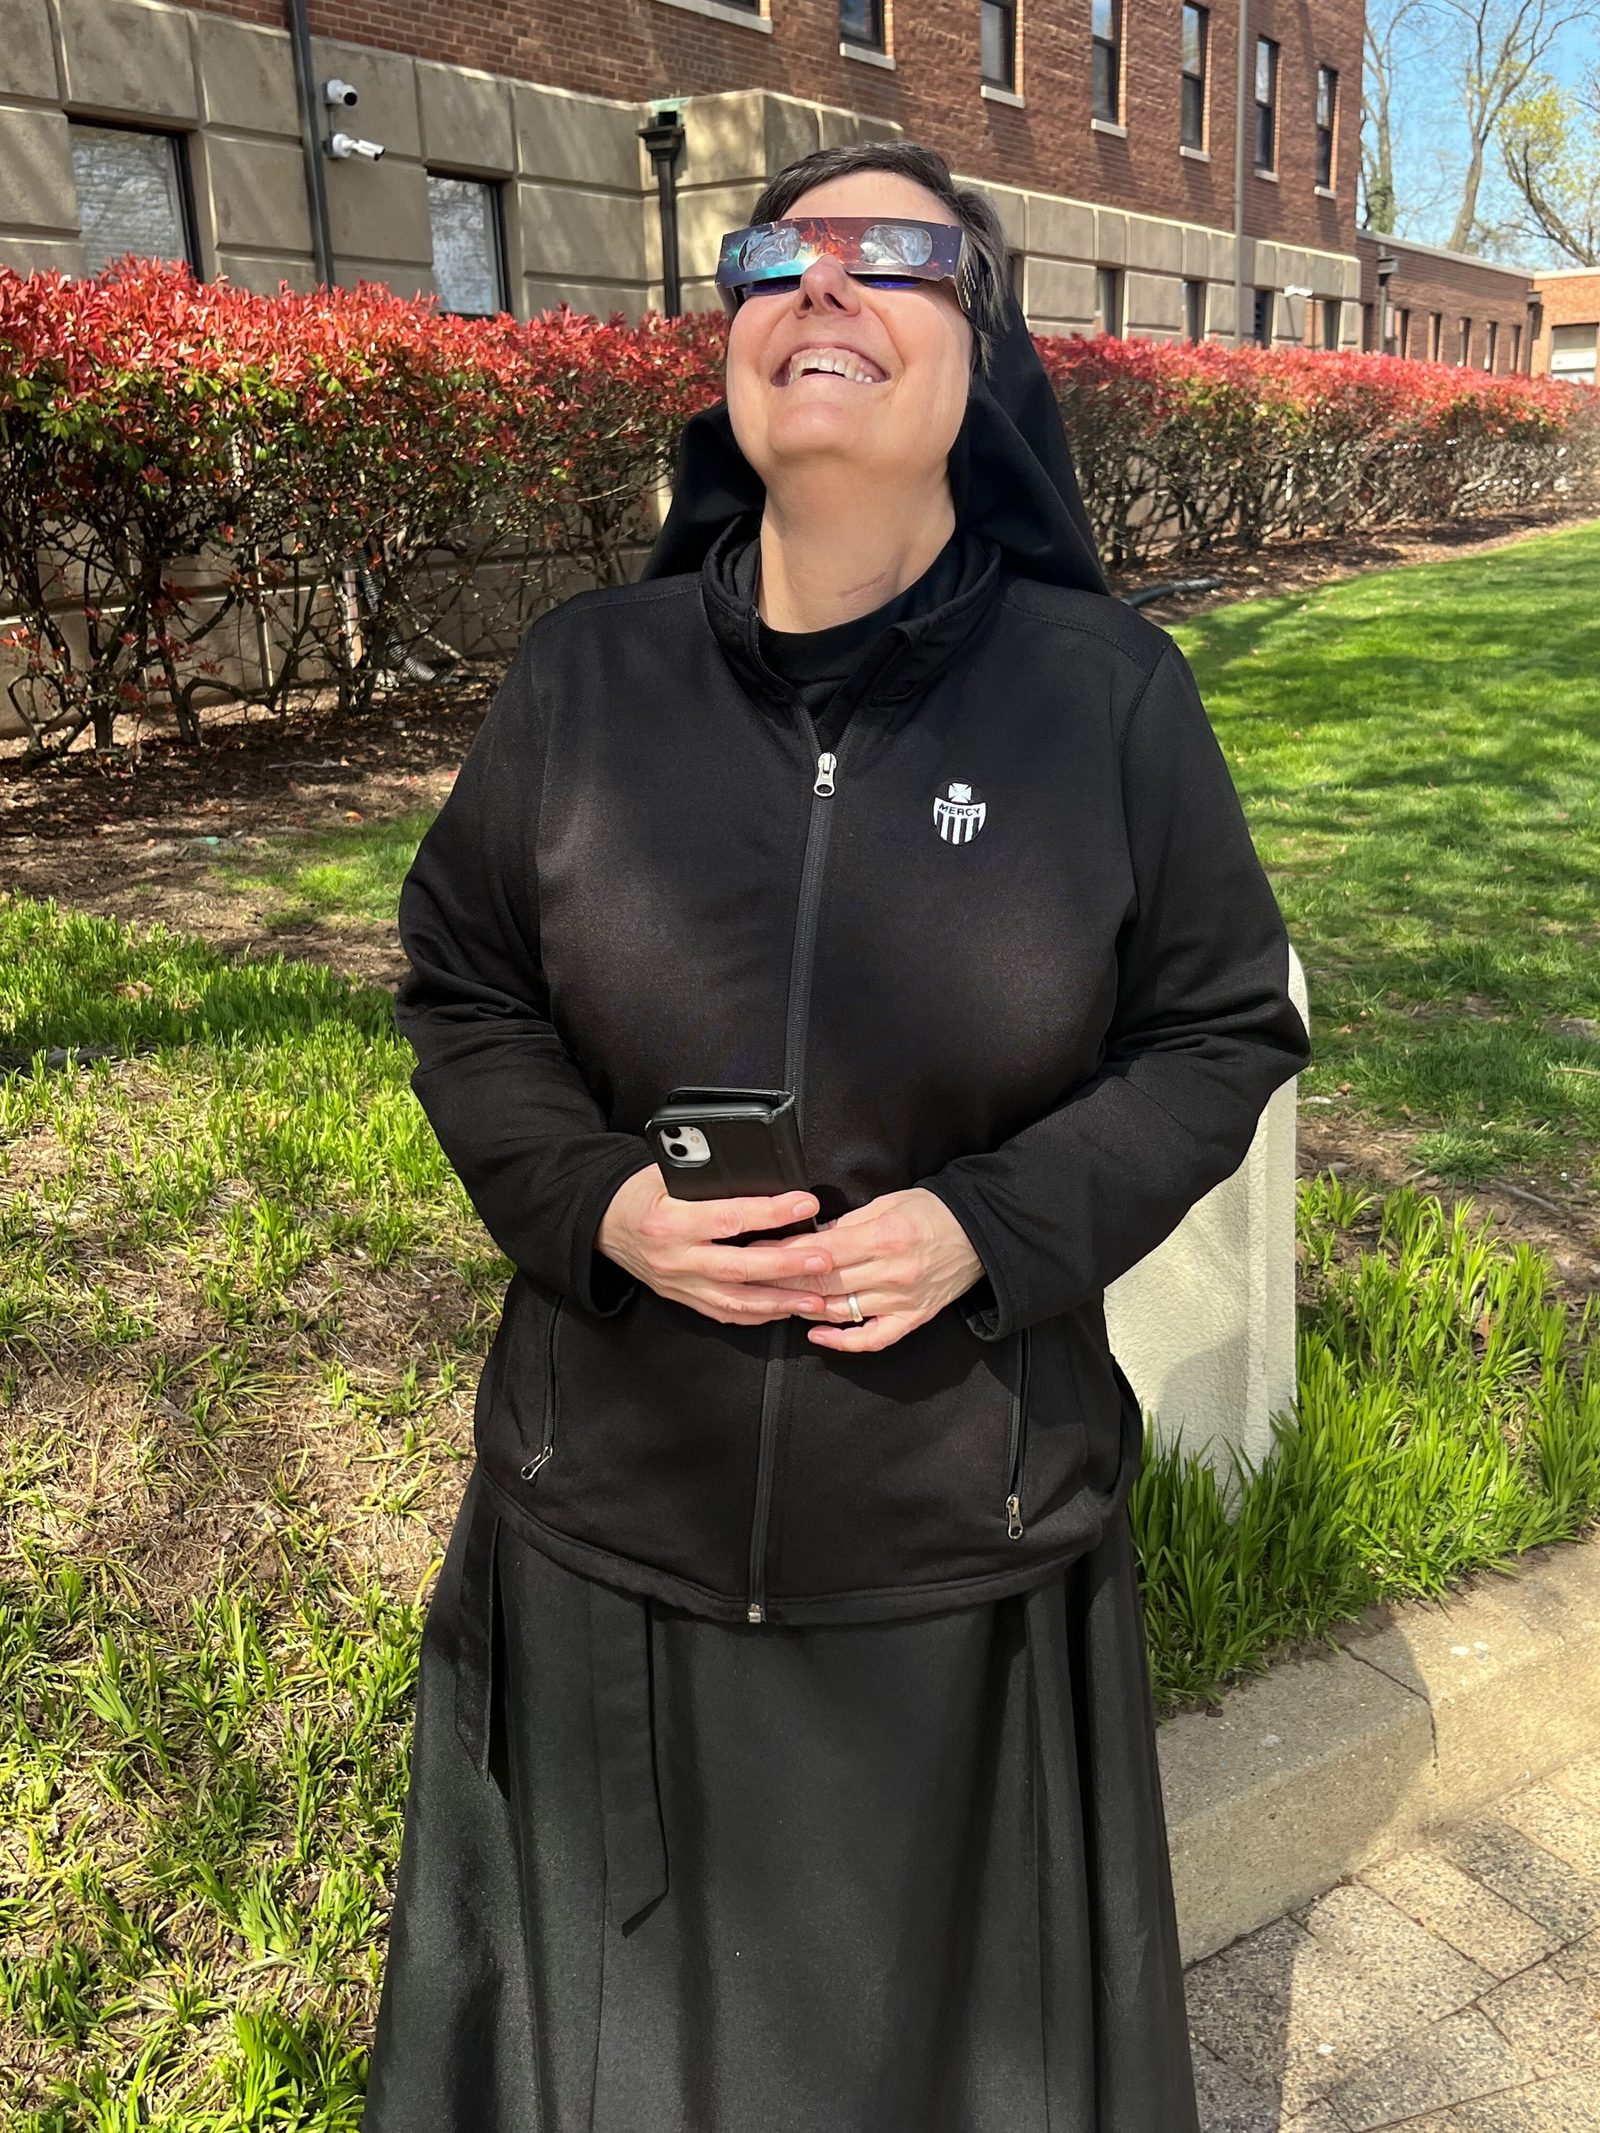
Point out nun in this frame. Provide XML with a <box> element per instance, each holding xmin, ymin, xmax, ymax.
<box><xmin>364</xmin><ymin>139</ymin><xmax>1311</xmax><ymax>2132</ymax></box>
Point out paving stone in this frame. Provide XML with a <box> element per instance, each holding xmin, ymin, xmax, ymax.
<box><xmin>1496</xmin><ymin>1777</ymin><xmax>1600</xmax><ymax>1883</ymax></box>
<box><xmin>1545</xmin><ymin>1927</ymin><xmax>1600</xmax><ymax>2010</ymax></box>
<box><xmin>1477</xmin><ymin>1957</ymin><xmax>1600</xmax><ymax>2077</ymax></box>
<box><xmin>1433</xmin><ymin>1813</ymin><xmax>1600</xmax><ymax>1941</ymax></box>
<box><xmin>1548</xmin><ymin>1750</ymin><xmax>1600</xmax><ymax>1816</ymax></box>
<box><xmin>1357</xmin><ymin>1849</ymin><xmax>1561</xmax><ymax>1979</ymax></box>
<box><xmin>1184</xmin><ymin>1884</ymin><xmax>1494</xmax><ymax>2114</ymax></box>
<box><xmin>1317</xmin><ymin>2007</ymin><xmax>1537</xmax><ymax>2130</ymax></box>
<box><xmin>1450</xmin><ymin>2071</ymin><xmax>1600</xmax><ymax>2131</ymax></box>
<box><xmin>1191</xmin><ymin>2036</ymin><xmax>1283</xmax><ymax>2133</ymax></box>
<box><xmin>1280</xmin><ymin>2104</ymin><xmax>1347</xmax><ymax>2130</ymax></box>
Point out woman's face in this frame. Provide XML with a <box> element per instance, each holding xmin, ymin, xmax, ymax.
<box><xmin>724</xmin><ymin>171</ymin><xmax>974</xmax><ymax>500</ymax></box>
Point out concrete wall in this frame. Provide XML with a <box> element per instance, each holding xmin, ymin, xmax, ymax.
<box><xmin>0</xmin><ymin>2</ymin><xmax>1361</xmax><ymax>346</ymax></box>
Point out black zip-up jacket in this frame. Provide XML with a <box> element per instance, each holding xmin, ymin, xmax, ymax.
<box><xmin>393</xmin><ymin>300</ymin><xmax>1312</xmax><ymax>1628</ymax></box>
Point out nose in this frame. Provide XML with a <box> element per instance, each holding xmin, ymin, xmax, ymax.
<box><xmin>794</xmin><ymin>253</ymin><xmax>862</xmax><ymax>310</ymax></box>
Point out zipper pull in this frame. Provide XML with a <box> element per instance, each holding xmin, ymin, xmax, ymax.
<box><xmin>1006</xmin><ymin>1493</ymin><xmax>1024</xmax><ymax>1541</ymax></box>
<box><xmin>813</xmin><ymin>751</ymin><xmax>837</xmax><ymax>797</ymax></box>
<box><xmin>747</xmin><ymin>1602</ymin><xmax>765</xmax><ymax>1624</ymax></box>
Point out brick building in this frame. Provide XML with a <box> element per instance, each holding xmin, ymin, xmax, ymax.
<box><xmin>3</xmin><ymin>0</ymin><xmax>1369</xmax><ymax>347</ymax></box>
<box><xmin>1530</xmin><ymin>269</ymin><xmax>1600</xmax><ymax>386</ymax></box>
<box><xmin>1355</xmin><ymin>233</ymin><xmax>1536</xmax><ymax>374</ymax></box>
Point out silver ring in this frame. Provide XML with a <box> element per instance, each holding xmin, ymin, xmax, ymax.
<box><xmin>846</xmin><ymin>1292</ymin><xmax>864</xmax><ymax>1324</ymax></box>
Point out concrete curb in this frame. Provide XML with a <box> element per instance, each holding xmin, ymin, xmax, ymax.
<box><xmin>1157</xmin><ymin>1530</ymin><xmax>1600</xmax><ymax>1966</ymax></box>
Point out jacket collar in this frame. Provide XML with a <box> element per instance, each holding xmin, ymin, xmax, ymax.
<box><xmin>698</xmin><ymin>510</ymin><xmax>1007</xmax><ymax>717</ymax></box>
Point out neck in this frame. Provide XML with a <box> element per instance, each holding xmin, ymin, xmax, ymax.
<box><xmin>755</xmin><ymin>473</ymin><xmax>957</xmax><ymax>632</ymax></box>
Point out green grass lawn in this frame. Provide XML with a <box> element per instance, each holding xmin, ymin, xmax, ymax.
<box><xmin>3</xmin><ymin>521</ymin><xmax>1599</xmax><ymax>2126</ymax></box>
<box><xmin>1173</xmin><ymin>518</ymin><xmax>1600</xmax><ymax>1187</ymax></box>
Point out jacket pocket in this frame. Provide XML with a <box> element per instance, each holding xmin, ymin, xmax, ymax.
<box><xmin>1004</xmin><ymin>1325</ymin><xmax>1032</xmax><ymax>1539</ymax></box>
<box><xmin>518</xmin><ymin>1294</ymin><xmax>564</xmax><ymax>1484</ymax></box>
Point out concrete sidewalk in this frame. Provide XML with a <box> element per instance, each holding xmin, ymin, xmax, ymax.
<box><xmin>1154</xmin><ymin>1531</ymin><xmax>1600</xmax><ymax>2128</ymax></box>
<box><xmin>1183</xmin><ymin>1746</ymin><xmax>1600</xmax><ymax>2129</ymax></box>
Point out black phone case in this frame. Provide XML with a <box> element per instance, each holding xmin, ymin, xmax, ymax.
<box><xmin>644</xmin><ymin>1087</ymin><xmax>816</xmax><ymax>1243</ymax></box>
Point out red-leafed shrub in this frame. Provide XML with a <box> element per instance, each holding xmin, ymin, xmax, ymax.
<box><xmin>0</xmin><ymin>261</ymin><xmax>1594</xmax><ymax>758</ymax></box>
<box><xmin>1038</xmin><ymin>335</ymin><xmax>1599</xmax><ymax>567</ymax></box>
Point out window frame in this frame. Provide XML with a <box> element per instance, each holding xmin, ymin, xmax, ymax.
<box><xmin>1321</xmin><ymin>297</ymin><xmax>1341</xmax><ymax>351</ymax></box>
<box><xmin>1315</xmin><ymin>64</ymin><xmax>1338</xmax><ymax>189</ymax></box>
<box><xmin>1181</xmin><ymin>3</ymin><xmax>1209</xmax><ymax>151</ymax></box>
<box><xmin>426</xmin><ymin>169</ymin><xmax>510</xmax><ymax>319</ymax></box>
<box><xmin>1429</xmin><ymin>311</ymin><xmax>1443</xmax><ymax>361</ymax></box>
<box><xmin>839</xmin><ymin>0</ymin><xmax>886</xmax><ymax>51</ymax></box>
<box><xmin>68</xmin><ymin>118</ymin><xmax>200</xmax><ymax>276</ymax></box>
<box><xmin>1183</xmin><ymin>276</ymin><xmax>1207</xmax><ymax>342</ymax></box>
<box><xmin>1252</xmin><ymin>285</ymin><xmax>1275</xmax><ymax>346</ymax></box>
<box><xmin>1253</xmin><ymin>36</ymin><xmax>1279</xmax><ymax>174</ymax></box>
<box><xmin>1091</xmin><ymin>0</ymin><xmax>1122</xmax><ymax>125</ymax></box>
<box><xmin>1459</xmin><ymin>316</ymin><xmax>1472</xmax><ymax>366</ymax></box>
<box><xmin>980</xmin><ymin>0</ymin><xmax>1018</xmax><ymax>89</ymax></box>
<box><xmin>1095</xmin><ymin>264</ymin><xmax>1125</xmax><ymax>338</ymax></box>
<box><xmin>1483</xmin><ymin>318</ymin><xmax>1498</xmax><ymax>371</ymax></box>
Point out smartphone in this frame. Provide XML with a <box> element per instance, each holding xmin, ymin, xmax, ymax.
<box><xmin>643</xmin><ymin>1086</ymin><xmax>818</xmax><ymax>1245</ymax></box>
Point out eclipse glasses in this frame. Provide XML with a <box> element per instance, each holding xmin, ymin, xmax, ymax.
<box><xmin>714</xmin><ymin>216</ymin><xmax>978</xmax><ymax>319</ymax></box>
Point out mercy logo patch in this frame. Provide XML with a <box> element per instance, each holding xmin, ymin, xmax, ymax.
<box><xmin>933</xmin><ymin>779</ymin><xmax>987</xmax><ymax>844</ymax></box>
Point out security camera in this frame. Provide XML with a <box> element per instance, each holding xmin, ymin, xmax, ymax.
<box><xmin>323</xmin><ymin>79</ymin><xmax>359</xmax><ymax>108</ymax></box>
<box><xmin>329</xmin><ymin>132</ymin><xmax>385</xmax><ymax>161</ymax></box>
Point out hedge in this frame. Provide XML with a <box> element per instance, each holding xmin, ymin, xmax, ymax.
<box><xmin>1</xmin><ymin>261</ymin><xmax>1595</xmax><ymax>757</ymax></box>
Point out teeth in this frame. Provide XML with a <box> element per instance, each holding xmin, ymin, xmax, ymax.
<box><xmin>786</xmin><ymin>349</ymin><xmax>884</xmax><ymax>385</ymax></box>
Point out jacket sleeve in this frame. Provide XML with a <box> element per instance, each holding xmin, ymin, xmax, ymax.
<box><xmin>392</xmin><ymin>625</ymin><xmax>657</xmax><ymax>1316</ymax></box>
<box><xmin>918</xmin><ymin>635</ymin><xmax>1312</xmax><ymax>1341</ymax></box>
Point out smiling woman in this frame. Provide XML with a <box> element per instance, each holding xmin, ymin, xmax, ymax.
<box><xmin>364</xmin><ymin>138</ymin><xmax>1307</xmax><ymax>2133</ymax></box>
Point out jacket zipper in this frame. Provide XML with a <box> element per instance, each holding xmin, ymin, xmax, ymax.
<box><xmin>746</xmin><ymin>719</ymin><xmax>840</xmax><ymax>1624</ymax></box>
<box><xmin>1005</xmin><ymin>1326</ymin><xmax>1032</xmax><ymax>1539</ymax></box>
<box><xmin>520</xmin><ymin>1295</ymin><xmax>564</xmax><ymax>1483</ymax></box>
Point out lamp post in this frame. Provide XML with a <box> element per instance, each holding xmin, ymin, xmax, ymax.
<box><xmin>1375</xmin><ymin>250</ymin><xmax>1398</xmax><ymax>356</ymax></box>
<box><xmin>640</xmin><ymin>107</ymin><xmax>687</xmax><ymax>318</ymax></box>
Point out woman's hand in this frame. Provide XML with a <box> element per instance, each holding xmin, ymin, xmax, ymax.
<box><xmin>773</xmin><ymin>1187</ymin><xmax>986</xmax><ymax>1353</ymax></box>
<box><xmin>596</xmin><ymin>1164</ymin><xmax>837</xmax><ymax>1326</ymax></box>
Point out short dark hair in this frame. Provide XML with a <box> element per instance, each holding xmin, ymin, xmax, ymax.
<box><xmin>748</xmin><ymin>141</ymin><xmax>1013</xmax><ymax>382</ymax></box>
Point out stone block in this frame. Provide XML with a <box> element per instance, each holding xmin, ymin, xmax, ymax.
<box><xmin>1094</xmin><ymin>206</ymin><xmax>1128</xmax><ymax>265</ymax></box>
<box><xmin>58</xmin><ymin>0</ymin><xmax>197</xmax><ymax>122</ymax></box>
<box><xmin>195</xmin><ymin>15</ymin><xmax>299</xmax><ymax>136</ymax></box>
<box><xmin>418</xmin><ymin>60</ymin><xmax>515</xmax><ymax>176</ymax></box>
<box><xmin>1182</xmin><ymin>224</ymin><xmax>1212</xmax><ymax>280</ymax></box>
<box><xmin>675</xmin><ymin>90</ymin><xmax>766</xmax><ymax>187</ymax></box>
<box><xmin>817</xmin><ymin>103</ymin><xmax>903</xmax><ymax>149</ymax></box>
<box><xmin>763</xmin><ymin>93</ymin><xmax>821</xmax><ymax>174</ymax></box>
<box><xmin>1126</xmin><ymin>215</ymin><xmax>1184</xmax><ymax>277</ymax></box>
<box><xmin>309</xmin><ymin>38</ymin><xmax>421</xmax><ymax>161</ymax></box>
<box><xmin>0</xmin><ymin>234</ymin><xmax>85</xmax><ymax>276</ymax></box>
<box><xmin>514</xmin><ymin>85</ymin><xmax>646</xmax><ymax>192</ymax></box>
<box><xmin>676</xmin><ymin>180</ymin><xmax>766</xmax><ymax>283</ymax></box>
<box><xmin>516</xmin><ymin>180</ymin><xmax>647</xmax><ymax>283</ymax></box>
<box><xmin>1209</xmin><ymin>228</ymin><xmax>1237</xmax><ymax>281</ymax></box>
<box><xmin>529</xmin><ymin>276</ymin><xmax>646</xmax><ymax>323</ymax></box>
<box><xmin>206</xmin><ymin>136</ymin><xmax>311</xmax><ymax>255</ymax></box>
<box><xmin>1126</xmin><ymin>270</ymin><xmax>1185</xmax><ymax>334</ymax></box>
<box><xmin>327</xmin><ymin>157</ymin><xmax>430</xmax><ymax>268</ymax></box>
<box><xmin>335</xmin><ymin>258</ymin><xmax>433</xmax><ymax>300</ymax></box>
<box><xmin>0</xmin><ymin>106</ymin><xmax>77</xmax><ymax>233</ymax></box>
<box><xmin>0</xmin><ymin>0</ymin><xmax>59</xmax><ymax>99</ymax></box>
<box><xmin>1024</xmin><ymin>255</ymin><xmax>1095</xmax><ymax>321</ymax></box>
<box><xmin>957</xmin><ymin>175</ymin><xmax>1025</xmax><ymax>247</ymax></box>
<box><xmin>1025</xmin><ymin>192</ymin><xmax>1094</xmax><ymax>260</ymax></box>
<box><xmin>217</xmin><ymin>252</ymin><xmax>316</xmax><ymax>297</ymax></box>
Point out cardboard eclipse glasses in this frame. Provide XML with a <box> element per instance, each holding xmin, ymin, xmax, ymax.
<box><xmin>714</xmin><ymin>216</ymin><xmax>978</xmax><ymax>318</ymax></box>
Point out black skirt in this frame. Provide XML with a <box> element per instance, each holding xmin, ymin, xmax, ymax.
<box><xmin>362</xmin><ymin>1464</ymin><xmax>1201</xmax><ymax>2132</ymax></box>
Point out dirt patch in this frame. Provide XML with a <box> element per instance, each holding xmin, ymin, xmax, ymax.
<box><xmin>1296</xmin><ymin>1109</ymin><xmax>1600</xmax><ymax>1310</ymax></box>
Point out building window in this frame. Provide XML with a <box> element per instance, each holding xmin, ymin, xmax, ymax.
<box><xmin>1184</xmin><ymin>277</ymin><xmax>1206</xmax><ymax>342</ymax></box>
<box><xmin>1483</xmin><ymin>319</ymin><xmax>1498</xmax><ymax>370</ymax></box>
<box><xmin>69</xmin><ymin>122</ymin><xmax>196</xmax><ymax>275</ymax></box>
<box><xmin>1397</xmin><ymin>308</ymin><xmax>1412</xmax><ymax>358</ymax></box>
<box><xmin>1254</xmin><ymin>37</ymin><xmax>1279</xmax><ymax>172</ymax></box>
<box><xmin>1459</xmin><ymin>316</ymin><xmax>1472</xmax><ymax>365</ymax></box>
<box><xmin>1322</xmin><ymin>297</ymin><xmax>1341</xmax><ymax>350</ymax></box>
<box><xmin>1252</xmin><ymin>287</ymin><xmax>1274</xmax><ymax>345</ymax></box>
<box><xmin>427</xmin><ymin>174</ymin><xmax>507</xmax><ymax>317</ymax></box>
<box><xmin>1549</xmin><ymin>323</ymin><xmax>1599</xmax><ymax>384</ymax></box>
<box><xmin>1006</xmin><ymin>249</ymin><xmax>1025</xmax><ymax>301</ymax></box>
<box><xmin>1181</xmin><ymin>5</ymin><xmax>1208</xmax><ymax>150</ymax></box>
<box><xmin>1096</xmin><ymin>265</ymin><xmax>1124</xmax><ymax>337</ymax></box>
<box><xmin>1510</xmin><ymin>320</ymin><xmax>1523</xmax><ymax>371</ymax></box>
<box><xmin>840</xmin><ymin>0</ymin><xmax>885</xmax><ymax>46</ymax></box>
<box><xmin>1315</xmin><ymin>65</ymin><xmax>1338</xmax><ymax>188</ymax></box>
<box><xmin>981</xmin><ymin>0</ymin><xmax>1016</xmax><ymax>88</ymax></box>
<box><xmin>1092</xmin><ymin>0</ymin><xmax>1121</xmax><ymax>123</ymax></box>
<box><xmin>1361</xmin><ymin>301</ymin><xmax>1374</xmax><ymax>351</ymax></box>
<box><xmin>1429</xmin><ymin>312</ymin><xmax>1443</xmax><ymax>361</ymax></box>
